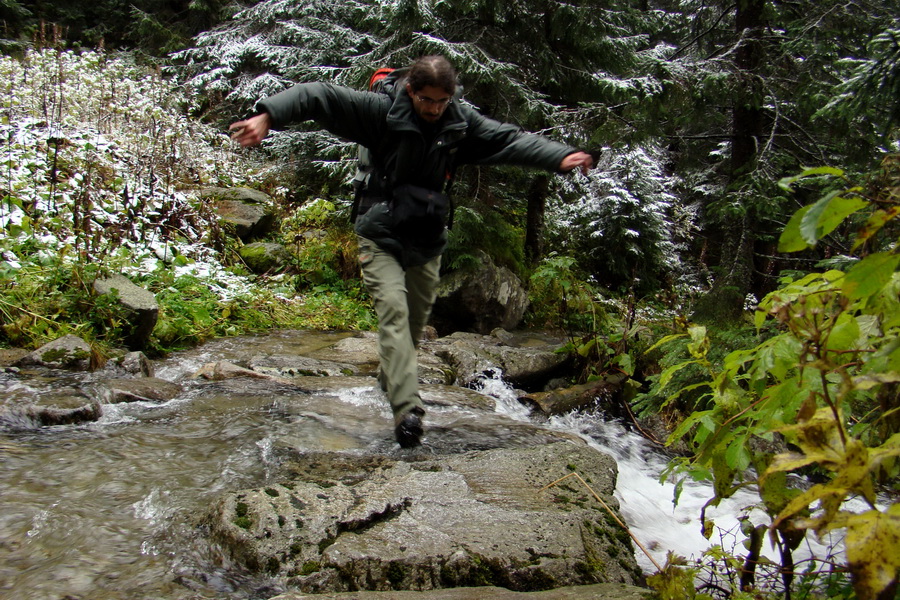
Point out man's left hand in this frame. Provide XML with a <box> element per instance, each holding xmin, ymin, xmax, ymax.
<box><xmin>560</xmin><ymin>151</ymin><xmax>594</xmax><ymax>175</ymax></box>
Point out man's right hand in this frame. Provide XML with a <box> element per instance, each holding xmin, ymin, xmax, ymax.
<box><xmin>559</xmin><ymin>151</ymin><xmax>594</xmax><ymax>175</ymax></box>
<box><xmin>229</xmin><ymin>113</ymin><xmax>271</xmax><ymax>147</ymax></box>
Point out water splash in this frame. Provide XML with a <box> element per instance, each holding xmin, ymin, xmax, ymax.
<box><xmin>544</xmin><ymin>411</ymin><xmax>863</xmax><ymax>574</ymax></box>
<box><xmin>337</xmin><ymin>385</ymin><xmax>387</xmax><ymax>408</ymax></box>
<box><xmin>132</xmin><ymin>488</ymin><xmax>174</xmax><ymax>526</ymax></box>
<box><xmin>256</xmin><ymin>435</ymin><xmax>276</xmax><ymax>479</ymax></box>
<box><xmin>469</xmin><ymin>368</ymin><xmax>532</xmax><ymax>422</ymax></box>
<box><xmin>27</xmin><ymin>502</ymin><xmax>59</xmax><ymax>538</ymax></box>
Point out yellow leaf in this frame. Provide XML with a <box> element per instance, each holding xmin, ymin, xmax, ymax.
<box><xmin>763</xmin><ymin>452</ymin><xmax>818</xmax><ymax>479</ymax></box>
<box><xmin>687</xmin><ymin>325</ymin><xmax>709</xmax><ymax>359</ymax></box>
<box><xmin>864</xmin><ymin>434</ymin><xmax>900</xmax><ymax>492</ymax></box>
<box><xmin>778</xmin><ymin>407</ymin><xmax>846</xmax><ymax>468</ymax></box>
<box><xmin>829</xmin><ymin>439</ymin><xmax>877</xmax><ymax>506</ymax></box>
<box><xmin>827</xmin><ymin>507</ymin><xmax>900</xmax><ymax>600</ymax></box>
<box><xmin>797</xmin><ymin>391</ymin><xmax>817</xmax><ymax>422</ymax></box>
<box><xmin>702</xmin><ymin>519</ymin><xmax>714</xmax><ymax>540</ymax></box>
<box><xmin>772</xmin><ymin>482</ymin><xmax>838</xmax><ymax>531</ymax></box>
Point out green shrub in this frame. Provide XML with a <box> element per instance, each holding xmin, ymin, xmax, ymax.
<box><xmin>652</xmin><ymin>163</ymin><xmax>900</xmax><ymax>600</ymax></box>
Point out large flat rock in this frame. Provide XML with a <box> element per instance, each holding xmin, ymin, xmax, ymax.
<box><xmin>270</xmin><ymin>582</ymin><xmax>650</xmax><ymax>599</ymax></box>
<box><xmin>205</xmin><ymin>441</ymin><xmax>642</xmax><ymax>594</ymax></box>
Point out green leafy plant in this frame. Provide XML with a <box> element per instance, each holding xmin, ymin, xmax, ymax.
<box><xmin>444</xmin><ymin>206</ymin><xmax>526</xmax><ymax>275</ymax></box>
<box><xmin>652</xmin><ymin>160</ymin><xmax>900</xmax><ymax>600</ymax></box>
<box><xmin>527</xmin><ymin>254</ymin><xmax>598</xmax><ymax>331</ymax></box>
<box><xmin>527</xmin><ymin>254</ymin><xmax>649</xmax><ymax>382</ymax></box>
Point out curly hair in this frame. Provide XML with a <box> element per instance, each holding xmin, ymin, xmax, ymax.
<box><xmin>406</xmin><ymin>55</ymin><xmax>457</xmax><ymax>95</ymax></box>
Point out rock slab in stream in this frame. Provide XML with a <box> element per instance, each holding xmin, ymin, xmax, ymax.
<box><xmin>0</xmin><ymin>383</ymin><xmax>101</xmax><ymax>428</ymax></box>
<box><xmin>520</xmin><ymin>375</ymin><xmax>628</xmax><ymax>416</ymax></box>
<box><xmin>206</xmin><ymin>441</ymin><xmax>641</xmax><ymax>594</ymax></box>
<box><xmin>97</xmin><ymin>377</ymin><xmax>182</xmax><ymax>404</ymax></box>
<box><xmin>270</xmin><ymin>582</ymin><xmax>651</xmax><ymax>600</ymax></box>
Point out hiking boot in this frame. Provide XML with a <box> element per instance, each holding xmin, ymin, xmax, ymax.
<box><xmin>395</xmin><ymin>408</ymin><xmax>424</xmax><ymax>448</ymax></box>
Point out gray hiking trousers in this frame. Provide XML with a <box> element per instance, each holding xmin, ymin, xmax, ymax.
<box><xmin>357</xmin><ymin>236</ymin><xmax>441</xmax><ymax>423</ymax></box>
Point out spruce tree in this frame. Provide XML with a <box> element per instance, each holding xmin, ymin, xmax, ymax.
<box><xmin>175</xmin><ymin>0</ymin><xmax>689</xmax><ymax>291</ymax></box>
<box><xmin>661</xmin><ymin>0</ymin><xmax>899</xmax><ymax>322</ymax></box>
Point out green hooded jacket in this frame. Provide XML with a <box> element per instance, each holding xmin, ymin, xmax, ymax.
<box><xmin>257</xmin><ymin>70</ymin><xmax>576</xmax><ymax>267</ymax></box>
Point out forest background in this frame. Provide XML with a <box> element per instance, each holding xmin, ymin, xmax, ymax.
<box><xmin>1</xmin><ymin>0</ymin><xmax>899</xmax><ymax>599</ymax></box>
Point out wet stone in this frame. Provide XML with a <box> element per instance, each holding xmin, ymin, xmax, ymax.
<box><xmin>248</xmin><ymin>354</ymin><xmax>359</xmax><ymax>378</ymax></box>
<box><xmin>0</xmin><ymin>385</ymin><xmax>102</xmax><ymax>428</ymax></box>
<box><xmin>97</xmin><ymin>378</ymin><xmax>183</xmax><ymax>404</ymax></box>
<box><xmin>205</xmin><ymin>442</ymin><xmax>641</xmax><ymax>594</ymax></box>
<box><xmin>0</xmin><ymin>348</ymin><xmax>29</xmax><ymax>368</ymax></box>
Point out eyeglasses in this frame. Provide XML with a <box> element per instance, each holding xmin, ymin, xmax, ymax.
<box><xmin>414</xmin><ymin>94</ymin><xmax>452</xmax><ymax>108</ymax></box>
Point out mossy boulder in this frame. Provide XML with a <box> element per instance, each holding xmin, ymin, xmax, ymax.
<box><xmin>239</xmin><ymin>242</ymin><xmax>293</xmax><ymax>274</ymax></box>
<box><xmin>18</xmin><ymin>334</ymin><xmax>93</xmax><ymax>371</ymax></box>
<box><xmin>202</xmin><ymin>187</ymin><xmax>277</xmax><ymax>241</ymax></box>
<box><xmin>93</xmin><ymin>274</ymin><xmax>159</xmax><ymax>350</ymax></box>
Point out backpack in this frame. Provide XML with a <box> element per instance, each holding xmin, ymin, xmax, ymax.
<box><xmin>350</xmin><ymin>68</ymin><xmax>395</xmax><ymax>197</ymax></box>
<box><xmin>350</xmin><ymin>68</ymin><xmax>456</xmax><ymax>230</ymax></box>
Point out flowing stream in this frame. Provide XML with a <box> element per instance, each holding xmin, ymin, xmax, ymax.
<box><xmin>1</xmin><ymin>333</ymin><xmax>850</xmax><ymax>600</ymax></box>
<box><xmin>478</xmin><ymin>374</ymin><xmax>851</xmax><ymax>577</ymax></box>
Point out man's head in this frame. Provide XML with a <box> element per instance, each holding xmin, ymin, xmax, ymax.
<box><xmin>406</xmin><ymin>55</ymin><xmax>457</xmax><ymax>123</ymax></box>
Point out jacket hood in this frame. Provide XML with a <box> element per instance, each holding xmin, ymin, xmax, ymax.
<box><xmin>383</xmin><ymin>69</ymin><xmax>466</xmax><ymax>135</ymax></box>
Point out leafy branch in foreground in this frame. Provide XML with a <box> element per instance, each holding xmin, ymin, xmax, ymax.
<box><xmin>653</xmin><ymin>157</ymin><xmax>900</xmax><ymax>600</ymax></box>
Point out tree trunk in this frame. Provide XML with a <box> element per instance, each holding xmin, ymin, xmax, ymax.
<box><xmin>731</xmin><ymin>0</ymin><xmax>765</xmax><ymax>178</ymax></box>
<box><xmin>525</xmin><ymin>174</ymin><xmax>550</xmax><ymax>266</ymax></box>
<box><xmin>693</xmin><ymin>0</ymin><xmax>766</xmax><ymax>324</ymax></box>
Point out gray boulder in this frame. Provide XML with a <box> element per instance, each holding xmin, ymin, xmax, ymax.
<box><xmin>18</xmin><ymin>334</ymin><xmax>93</xmax><ymax>370</ymax></box>
<box><xmin>248</xmin><ymin>353</ymin><xmax>359</xmax><ymax>378</ymax></box>
<box><xmin>433</xmin><ymin>252</ymin><xmax>529</xmax><ymax>335</ymax></box>
<box><xmin>307</xmin><ymin>332</ymin><xmax>452</xmax><ymax>385</ymax></box>
<box><xmin>117</xmin><ymin>351</ymin><xmax>154</xmax><ymax>377</ymax></box>
<box><xmin>306</xmin><ymin>332</ymin><xmax>380</xmax><ymax>373</ymax></box>
<box><xmin>192</xmin><ymin>360</ymin><xmax>292</xmax><ymax>382</ymax></box>
<box><xmin>430</xmin><ymin>331</ymin><xmax>570</xmax><ymax>388</ymax></box>
<box><xmin>96</xmin><ymin>377</ymin><xmax>182</xmax><ymax>404</ymax></box>
<box><xmin>205</xmin><ymin>442</ymin><xmax>641</xmax><ymax>594</ymax></box>
<box><xmin>269</xmin><ymin>583</ymin><xmax>650</xmax><ymax>600</ymax></box>
<box><xmin>0</xmin><ymin>348</ymin><xmax>29</xmax><ymax>368</ymax></box>
<box><xmin>240</xmin><ymin>242</ymin><xmax>293</xmax><ymax>274</ymax></box>
<box><xmin>93</xmin><ymin>274</ymin><xmax>158</xmax><ymax>350</ymax></box>
<box><xmin>202</xmin><ymin>186</ymin><xmax>276</xmax><ymax>241</ymax></box>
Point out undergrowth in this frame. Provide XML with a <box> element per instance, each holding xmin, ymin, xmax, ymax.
<box><xmin>0</xmin><ymin>45</ymin><xmax>375</xmax><ymax>354</ymax></box>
